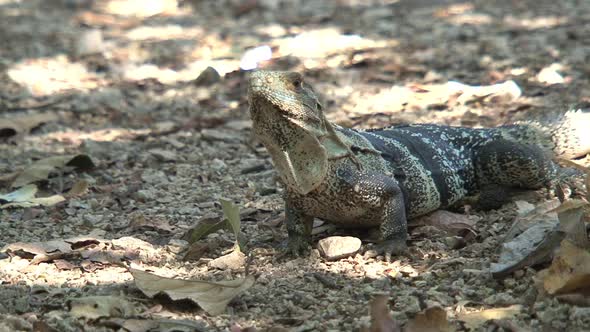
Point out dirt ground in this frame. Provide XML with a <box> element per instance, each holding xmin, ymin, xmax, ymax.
<box><xmin>1</xmin><ymin>0</ymin><xmax>590</xmax><ymax>331</ymax></box>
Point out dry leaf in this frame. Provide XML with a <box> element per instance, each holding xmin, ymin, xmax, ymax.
<box><xmin>12</xmin><ymin>154</ymin><xmax>95</xmax><ymax>188</ymax></box>
<box><xmin>405</xmin><ymin>306</ymin><xmax>452</xmax><ymax>332</ymax></box>
<box><xmin>412</xmin><ymin>210</ymin><xmax>478</xmax><ymax>237</ymax></box>
<box><xmin>182</xmin><ymin>216</ymin><xmax>226</xmax><ymax>244</ymax></box>
<box><xmin>538</xmin><ymin>240</ymin><xmax>590</xmax><ymax>295</ymax></box>
<box><xmin>129</xmin><ymin>268</ymin><xmax>255</xmax><ymax>315</ymax></box>
<box><xmin>66</xmin><ymin>179</ymin><xmax>90</xmax><ymax>197</ymax></box>
<box><xmin>503</xmin><ymin>199</ymin><xmax>561</xmax><ymax>241</ymax></box>
<box><xmin>69</xmin><ymin>296</ymin><xmax>136</xmax><ymax>319</ymax></box>
<box><xmin>128</xmin><ymin>212</ymin><xmax>173</xmax><ymax>233</ymax></box>
<box><xmin>183</xmin><ymin>241</ymin><xmax>214</xmax><ymax>261</ymax></box>
<box><xmin>556</xmin><ymin>200</ymin><xmax>589</xmax><ymax>248</ymax></box>
<box><xmin>1</xmin><ymin>236</ymin><xmax>101</xmax><ymax>261</ymax></box>
<box><xmin>208</xmin><ymin>250</ymin><xmax>246</xmax><ymax>270</ymax></box>
<box><xmin>555</xmin><ymin>293</ymin><xmax>590</xmax><ymax>306</ymax></box>
<box><xmin>0</xmin><ymin>113</ymin><xmax>58</xmax><ymax>139</ymax></box>
<box><xmin>457</xmin><ymin>305</ymin><xmax>522</xmax><ymax>330</ymax></box>
<box><xmin>0</xmin><ymin>184</ymin><xmax>66</xmax><ymax>209</ymax></box>
<box><xmin>98</xmin><ymin>318</ymin><xmax>159</xmax><ymax>332</ymax></box>
<box><xmin>367</xmin><ymin>295</ymin><xmax>401</xmax><ymax>332</ymax></box>
<box><xmin>491</xmin><ymin>219</ymin><xmax>563</xmax><ymax>279</ymax></box>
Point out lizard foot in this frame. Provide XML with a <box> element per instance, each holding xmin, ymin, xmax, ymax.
<box><xmin>364</xmin><ymin>239</ymin><xmax>408</xmax><ymax>262</ymax></box>
<box><xmin>277</xmin><ymin>236</ymin><xmax>311</xmax><ymax>259</ymax></box>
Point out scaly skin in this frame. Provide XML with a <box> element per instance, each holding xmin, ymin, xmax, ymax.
<box><xmin>247</xmin><ymin>70</ymin><xmax>589</xmax><ymax>260</ymax></box>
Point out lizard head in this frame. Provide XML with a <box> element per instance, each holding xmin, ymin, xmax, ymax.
<box><xmin>248</xmin><ymin>70</ymin><xmax>326</xmax><ymax>135</ymax></box>
<box><xmin>247</xmin><ymin>70</ymin><xmax>329</xmax><ymax>194</ymax></box>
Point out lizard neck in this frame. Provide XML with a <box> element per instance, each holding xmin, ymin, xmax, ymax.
<box><xmin>251</xmin><ymin>105</ymin><xmax>329</xmax><ymax>195</ymax></box>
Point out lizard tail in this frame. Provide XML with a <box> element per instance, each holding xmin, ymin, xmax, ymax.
<box><xmin>500</xmin><ymin>109</ymin><xmax>590</xmax><ymax>160</ymax></box>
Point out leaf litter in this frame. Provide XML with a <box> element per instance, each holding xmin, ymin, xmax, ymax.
<box><xmin>129</xmin><ymin>267</ymin><xmax>255</xmax><ymax>316</ymax></box>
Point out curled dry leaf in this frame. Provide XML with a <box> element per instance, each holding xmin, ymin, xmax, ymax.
<box><xmin>129</xmin><ymin>267</ymin><xmax>255</xmax><ymax>315</ymax></box>
<box><xmin>69</xmin><ymin>296</ymin><xmax>136</xmax><ymax>319</ymax></box>
<box><xmin>412</xmin><ymin>210</ymin><xmax>478</xmax><ymax>237</ymax></box>
<box><xmin>405</xmin><ymin>306</ymin><xmax>452</xmax><ymax>332</ymax></box>
<box><xmin>0</xmin><ymin>113</ymin><xmax>58</xmax><ymax>139</ymax></box>
<box><xmin>0</xmin><ymin>184</ymin><xmax>65</xmax><ymax>209</ymax></box>
<box><xmin>12</xmin><ymin>154</ymin><xmax>95</xmax><ymax>188</ymax></box>
<box><xmin>490</xmin><ymin>219</ymin><xmax>563</xmax><ymax>279</ymax></box>
<box><xmin>367</xmin><ymin>295</ymin><xmax>401</xmax><ymax>332</ymax></box>
<box><xmin>1</xmin><ymin>236</ymin><xmax>102</xmax><ymax>263</ymax></box>
<box><xmin>457</xmin><ymin>305</ymin><xmax>522</xmax><ymax>330</ymax></box>
<box><xmin>537</xmin><ymin>240</ymin><xmax>590</xmax><ymax>295</ymax></box>
<box><xmin>555</xmin><ymin>199</ymin><xmax>589</xmax><ymax>248</ymax></box>
<box><xmin>503</xmin><ymin>199</ymin><xmax>561</xmax><ymax>241</ymax></box>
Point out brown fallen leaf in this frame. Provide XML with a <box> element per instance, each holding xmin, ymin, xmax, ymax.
<box><xmin>183</xmin><ymin>241</ymin><xmax>215</xmax><ymax>261</ymax></box>
<box><xmin>555</xmin><ymin>292</ymin><xmax>590</xmax><ymax>306</ymax></box>
<box><xmin>68</xmin><ymin>296</ymin><xmax>136</xmax><ymax>319</ymax></box>
<box><xmin>457</xmin><ymin>305</ymin><xmax>522</xmax><ymax>330</ymax></box>
<box><xmin>553</xmin><ymin>199</ymin><xmax>590</xmax><ymax>248</ymax></box>
<box><xmin>405</xmin><ymin>306</ymin><xmax>452</xmax><ymax>332</ymax></box>
<box><xmin>0</xmin><ymin>113</ymin><xmax>58</xmax><ymax>139</ymax></box>
<box><xmin>1</xmin><ymin>236</ymin><xmax>101</xmax><ymax>263</ymax></box>
<box><xmin>65</xmin><ymin>179</ymin><xmax>90</xmax><ymax>198</ymax></box>
<box><xmin>412</xmin><ymin>210</ymin><xmax>478</xmax><ymax>237</ymax></box>
<box><xmin>128</xmin><ymin>212</ymin><xmax>173</xmax><ymax>233</ymax></box>
<box><xmin>537</xmin><ymin>240</ymin><xmax>590</xmax><ymax>295</ymax></box>
<box><xmin>12</xmin><ymin>154</ymin><xmax>95</xmax><ymax>188</ymax></box>
<box><xmin>129</xmin><ymin>267</ymin><xmax>255</xmax><ymax>315</ymax></box>
<box><xmin>366</xmin><ymin>295</ymin><xmax>401</xmax><ymax>332</ymax></box>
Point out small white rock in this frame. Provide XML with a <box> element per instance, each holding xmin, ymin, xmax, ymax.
<box><xmin>317</xmin><ymin>236</ymin><xmax>361</xmax><ymax>260</ymax></box>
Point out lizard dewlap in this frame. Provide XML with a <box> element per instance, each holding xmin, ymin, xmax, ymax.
<box><xmin>247</xmin><ymin>70</ymin><xmax>590</xmax><ymax>260</ymax></box>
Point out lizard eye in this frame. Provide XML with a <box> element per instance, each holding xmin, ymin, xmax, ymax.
<box><xmin>292</xmin><ymin>78</ymin><xmax>302</xmax><ymax>88</ymax></box>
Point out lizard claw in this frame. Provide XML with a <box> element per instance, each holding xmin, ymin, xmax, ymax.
<box><xmin>364</xmin><ymin>239</ymin><xmax>407</xmax><ymax>262</ymax></box>
<box><xmin>277</xmin><ymin>236</ymin><xmax>311</xmax><ymax>259</ymax></box>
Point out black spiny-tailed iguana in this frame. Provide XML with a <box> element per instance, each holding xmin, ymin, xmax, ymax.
<box><xmin>247</xmin><ymin>70</ymin><xmax>590</xmax><ymax>260</ymax></box>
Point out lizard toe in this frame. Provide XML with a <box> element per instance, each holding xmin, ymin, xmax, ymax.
<box><xmin>364</xmin><ymin>239</ymin><xmax>407</xmax><ymax>262</ymax></box>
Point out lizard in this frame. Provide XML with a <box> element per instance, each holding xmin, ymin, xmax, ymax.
<box><xmin>247</xmin><ymin>70</ymin><xmax>590</xmax><ymax>260</ymax></box>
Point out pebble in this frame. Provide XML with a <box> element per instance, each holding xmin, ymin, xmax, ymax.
<box><xmin>317</xmin><ymin>236</ymin><xmax>362</xmax><ymax>260</ymax></box>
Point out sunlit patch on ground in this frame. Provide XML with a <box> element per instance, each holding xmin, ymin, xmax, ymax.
<box><xmin>7</xmin><ymin>55</ymin><xmax>104</xmax><ymax>96</ymax></box>
<box><xmin>125</xmin><ymin>25</ymin><xmax>204</xmax><ymax>41</ymax></box>
<box><xmin>101</xmin><ymin>0</ymin><xmax>183</xmax><ymax>17</ymax></box>
<box><xmin>120</xmin><ymin>59</ymin><xmax>239</xmax><ymax>83</ymax></box>
<box><xmin>504</xmin><ymin>15</ymin><xmax>569</xmax><ymax>30</ymax></box>
<box><xmin>272</xmin><ymin>27</ymin><xmax>398</xmax><ymax>69</ymax></box>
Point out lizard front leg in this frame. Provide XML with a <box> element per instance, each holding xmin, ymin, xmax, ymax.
<box><xmin>338</xmin><ymin>168</ymin><xmax>408</xmax><ymax>261</ymax></box>
<box><xmin>281</xmin><ymin>199</ymin><xmax>314</xmax><ymax>257</ymax></box>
